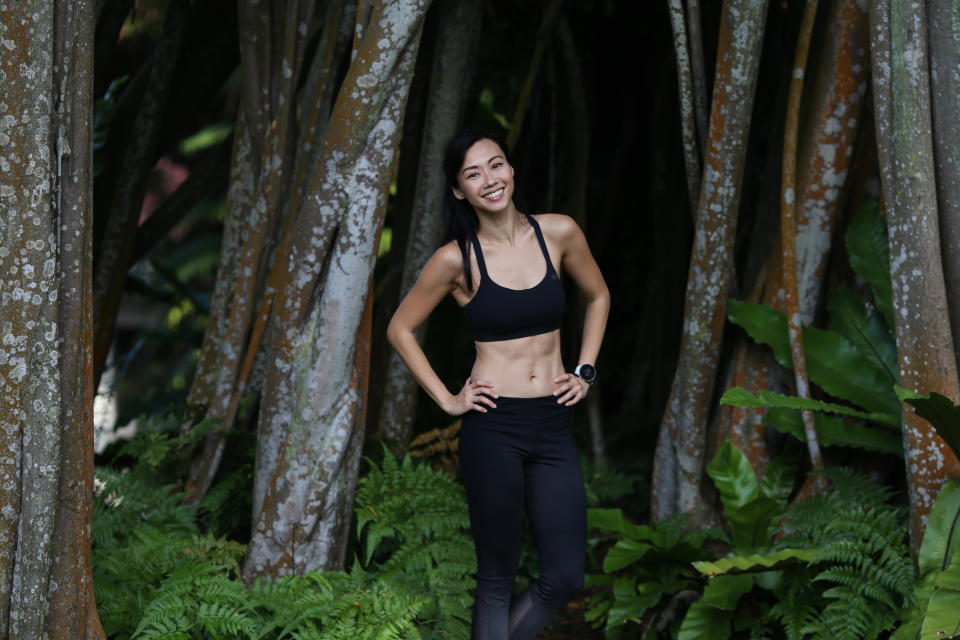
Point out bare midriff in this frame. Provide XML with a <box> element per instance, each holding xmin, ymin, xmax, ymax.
<box><xmin>471</xmin><ymin>329</ymin><xmax>564</xmax><ymax>397</ymax></box>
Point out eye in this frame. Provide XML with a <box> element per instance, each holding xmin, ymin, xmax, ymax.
<box><xmin>492</xmin><ymin>162</ymin><xmax>503</xmax><ymax>169</ymax></box>
<box><xmin>466</xmin><ymin>171</ymin><xmax>479</xmax><ymax>179</ymax></box>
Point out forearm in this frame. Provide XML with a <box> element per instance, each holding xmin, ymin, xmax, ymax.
<box><xmin>387</xmin><ymin>327</ymin><xmax>455</xmax><ymax>408</ymax></box>
<box><xmin>577</xmin><ymin>290</ymin><xmax>610</xmax><ymax>366</ymax></box>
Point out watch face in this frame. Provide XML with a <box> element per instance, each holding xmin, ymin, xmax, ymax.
<box><xmin>578</xmin><ymin>364</ymin><xmax>596</xmax><ymax>382</ymax></box>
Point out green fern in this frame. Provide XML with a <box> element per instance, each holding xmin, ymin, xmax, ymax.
<box><xmin>355</xmin><ymin>444</ymin><xmax>475</xmax><ymax>639</ymax></box>
<box><xmin>769</xmin><ymin>468</ymin><xmax>915</xmax><ymax>640</ymax></box>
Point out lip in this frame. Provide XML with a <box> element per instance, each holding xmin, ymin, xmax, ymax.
<box><xmin>482</xmin><ymin>187</ymin><xmax>505</xmax><ymax>200</ymax></box>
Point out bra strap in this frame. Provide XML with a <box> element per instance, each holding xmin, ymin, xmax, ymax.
<box><xmin>469</xmin><ymin>234</ymin><xmax>489</xmax><ymax>280</ymax></box>
<box><xmin>526</xmin><ymin>215</ymin><xmax>557</xmax><ymax>275</ymax></box>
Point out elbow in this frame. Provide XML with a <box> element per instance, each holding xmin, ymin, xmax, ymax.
<box><xmin>386</xmin><ymin>314</ymin><xmax>407</xmax><ymax>351</ymax></box>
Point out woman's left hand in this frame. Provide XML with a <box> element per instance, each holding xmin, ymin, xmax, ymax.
<box><xmin>553</xmin><ymin>373</ymin><xmax>589</xmax><ymax>406</ymax></box>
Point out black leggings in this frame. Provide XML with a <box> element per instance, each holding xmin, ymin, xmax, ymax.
<box><xmin>459</xmin><ymin>395</ymin><xmax>586</xmax><ymax>640</ymax></box>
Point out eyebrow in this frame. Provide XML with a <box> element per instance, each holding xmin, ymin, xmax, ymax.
<box><xmin>461</xmin><ymin>155</ymin><xmax>505</xmax><ymax>175</ymax></box>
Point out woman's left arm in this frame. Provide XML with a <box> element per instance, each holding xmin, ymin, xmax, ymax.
<box><xmin>543</xmin><ymin>214</ymin><xmax>610</xmax><ymax>404</ymax></box>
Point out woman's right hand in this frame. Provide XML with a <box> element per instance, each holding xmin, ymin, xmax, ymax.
<box><xmin>442</xmin><ymin>377</ymin><xmax>498</xmax><ymax>416</ymax></box>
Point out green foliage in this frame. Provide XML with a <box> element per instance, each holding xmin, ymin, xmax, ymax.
<box><xmin>723</xmin><ymin>200</ymin><xmax>903</xmax><ymax>458</ymax></box>
<box><xmin>355</xmin><ymin>445</ymin><xmax>475</xmax><ymax>639</ymax></box>
<box><xmin>706</xmin><ymin>440</ymin><xmax>784</xmax><ymax>549</ymax></box>
<box><xmin>686</xmin><ymin>465</ymin><xmax>915</xmax><ymax>640</ymax></box>
<box><xmin>845</xmin><ymin>202</ymin><xmax>895</xmax><ymax>329</ymax></box>
<box><xmin>584</xmin><ymin>509</ymin><xmax>727</xmax><ymax>634</ymax></box>
<box><xmin>895</xmin><ymin>386</ymin><xmax>960</xmax><ymax>463</ymax></box>
<box><xmin>94</xmin><ymin>435</ymin><xmax>475</xmax><ymax>639</ymax></box>
<box><xmin>892</xmin><ymin>479</ymin><xmax>960</xmax><ymax>640</ymax></box>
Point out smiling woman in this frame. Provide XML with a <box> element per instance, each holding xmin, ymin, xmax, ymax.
<box><xmin>387</xmin><ymin>128</ymin><xmax>610</xmax><ymax>639</ymax></box>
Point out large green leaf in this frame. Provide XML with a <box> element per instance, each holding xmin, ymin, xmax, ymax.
<box><xmin>707</xmin><ymin>441</ymin><xmax>760</xmax><ymax>515</ymax></box>
<box><xmin>605</xmin><ymin>576</ymin><xmax>664</xmax><ymax>627</ymax></box>
<box><xmin>762</xmin><ymin>407</ymin><xmax>902</xmax><ymax>455</ymax></box>
<box><xmin>803</xmin><ymin>326</ymin><xmax>901</xmax><ymax>415</ymax></box>
<box><xmin>727</xmin><ymin>299</ymin><xmax>792</xmax><ymax>369</ymax></box>
<box><xmin>726</xmin><ymin>301</ymin><xmax>899</xmax><ymax>414</ymax></box>
<box><xmin>896</xmin><ymin>387</ymin><xmax>960</xmax><ymax>464</ymax></box>
<box><xmin>827</xmin><ymin>285</ymin><xmax>898</xmax><ymax>383</ymax></box>
<box><xmin>917</xmin><ymin>479</ymin><xmax>960</xmax><ymax>577</ymax></box>
<box><xmin>588</xmin><ymin>508</ymin><xmax>660</xmax><ymax>543</ymax></box>
<box><xmin>721</xmin><ymin>387</ymin><xmax>899</xmax><ymax>427</ymax></box>
<box><xmin>846</xmin><ymin>201</ymin><xmax>894</xmax><ymax>329</ymax></box>
<box><xmin>693</xmin><ymin>549</ymin><xmax>816</xmax><ymax>576</ymax></box>
<box><xmin>677</xmin><ymin>575</ymin><xmax>754</xmax><ymax>640</ymax></box>
<box><xmin>921</xmin><ymin>552</ymin><xmax>960</xmax><ymax>640</ymax></box>
<box><xmin>603</xmin><ymin>538</ymin><xmax>653</xmax><ymax>573</ymax></box>
<box><xmin>727</xmin><ymin>497</ymin><xmax>779</xmax><ymax>549</ymax></box>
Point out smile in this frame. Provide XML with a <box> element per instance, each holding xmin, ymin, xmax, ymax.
<box><xmin>483</xmin><ymin>188</ymin><xmax>505</xmax><ymax>200</ymax></box>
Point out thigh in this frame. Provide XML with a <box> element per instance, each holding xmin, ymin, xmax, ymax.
<box><xmin>524</xmin><ymin>430</ymin><xmax>586</xmax><ymax>574</ymax></box>
<box><xmin>459</xmin><ymin>414</ymin><xmax>526</xmax><ymax>574</ymax></box>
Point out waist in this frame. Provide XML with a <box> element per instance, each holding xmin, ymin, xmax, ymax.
<box><xmin>471</xmin><ymin>336</ymin><xmax>563</xmax><ymax>397</ymax></box>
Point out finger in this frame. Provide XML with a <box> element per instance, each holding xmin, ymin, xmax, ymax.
<box><xmin>472</xmin><ymin>379</ymin><xmax>496</xmax><ymax>389</ymax></box>
<box><xmin>470</xmin><ymin>403</ymin><xmax>488</xmax><ymax>413</ymax></box>
<box><xmin>475</xmin><ymin>395</ymin><xmax>497</xmax><ymax>409</ymax></box>
<box><xmin>557</xmin><ymin>388</ymin><xmax>576</xmax><ymax>404</ymax></box>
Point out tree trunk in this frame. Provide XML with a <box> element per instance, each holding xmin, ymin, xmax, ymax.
<box><xmin>928</xmin><ymin>2</ymin><xmax>960</xmax><ymax>373</ymax></box>
<box><xmin>376</xmin><ymin>0</ymin><xmax>481</xmax><ymax>449</ymax></box>
<box><xmin>0</xmin><ymin>1</ymin><xmax>104</xmax><ymax>637</ymax></box>
<box><xmin>650</xmin><ymin>0</ymin><xmax>767</xmax><ymax>525</ymax></box>
<box><xmin>184</xmin><ymin>0</ymin><xmax>353</xmax><ymax>502</ymax></box>
<box><xmin>668</xmin><ymin>0</ymin><xmax>702</xmax><ymax>218</ymax></box>
<box><xmin>243</xmin><ymin>0</ymin><xmax>431</xmax><ymax>579</ymax></box>
<box><xmin>91</xmin><ymin>0</ymin><xmax>190</xmax><ymax>383</ymax></box>
<box><xmin>871</xmin><ymin>0</ymin><xmax>960</xmax><ymax>552</ymax></box>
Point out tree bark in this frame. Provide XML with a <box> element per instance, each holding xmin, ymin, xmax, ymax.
<box><xmin>91</xmin><ymin>0</ymin><xmax>190</xmax><ymax>383</ymax></box>
<box><xmin>928</xmin><ymin>2</ymin><xmax>960</xmax><ymax>373</ymax></box>
<box><xmin>651</xmin><ymin>0</ymin><xmax>767</xmax><ymax>524</ymax></box>
<box><xmin>244</xmin><ymin>0</ymin><xmax>431</xmax><ymax>579</ymax></box>
<box><xmin>184</xmin><ymin>0</ymin><xmax>351</xmax><ymax>502</ymax></box>
<box><xmin>668</xmin><ymin>0</ymin><xmax>702</xmax><ymax>218</ymax></box>
<box><xmin>781</xmin><ymin>0</ymin><xmax>823</xmax><ymax>473</ymax></box>
<box><xmin>871</xmin><ymin>0</ymin><xmax>960</xmax><ymax>552</ymax></box>
<box><xmin>0</xmin><ymin>1</ymin><xmax>104</xmax><ymax>637</ymax></box>
<box><xmin>376</xmin><ymin>0</ymin><xmax>481</xmax><ymax>449</ymax></box>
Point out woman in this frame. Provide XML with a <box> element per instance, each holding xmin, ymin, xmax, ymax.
<box><xmin>387</xmin><ymin>128</ymin><xmax>609</xmax><ymax>640</ymax></box>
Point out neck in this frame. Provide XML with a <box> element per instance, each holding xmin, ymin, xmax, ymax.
<box><xmin>476</xmin><ymin>204</ymin><xmax>526</xmax><ymax>244</ymax></box>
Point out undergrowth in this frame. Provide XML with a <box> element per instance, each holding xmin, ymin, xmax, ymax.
<box><xmin>93</xmin><ymin>422</ymin><xmax>474</xmax><ymax>639</ymax></box>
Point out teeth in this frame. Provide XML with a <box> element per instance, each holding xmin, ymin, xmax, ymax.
<box><xmin>484</xmin><ymin>188</ymin><xmax>504</xmax><ymax>199</ymax></box>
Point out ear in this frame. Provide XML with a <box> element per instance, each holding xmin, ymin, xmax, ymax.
<box><xmin>452</xmin><ymin>186</ymin><xmax>466</xmax><ymax>200</ymax></box>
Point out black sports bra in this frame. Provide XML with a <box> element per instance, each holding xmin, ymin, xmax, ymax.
<box><xmin>460</xmin><ymin>215</ymin><xmax>565</xmax><ymax>342</ymax></box>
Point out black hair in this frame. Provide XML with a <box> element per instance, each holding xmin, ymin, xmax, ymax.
<box><xmin>441</xmin><ymin>128</ymin><xmax>515</xmax><ymax>293</ymax></box>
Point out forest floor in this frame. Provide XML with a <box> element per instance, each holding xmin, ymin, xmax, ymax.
<box><xmin>542</xmin><ymin>594</ymin><xmax>605</xmax><ymax>639</ymax></box>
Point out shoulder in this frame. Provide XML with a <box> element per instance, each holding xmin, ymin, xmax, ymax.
<box><xmin>424</xmin><ymin>240</ymin><xmax>468</xmax><ymax>281</ymax></box>
<box><xmin>531</xmin><ymin>213</ymin><xmax>583</xmax><ymax>245</ymax></box>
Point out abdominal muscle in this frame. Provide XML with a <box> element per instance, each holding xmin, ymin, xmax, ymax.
<box><xmin>471</xmin><ymin>329</ymin><xmax>564</xmax><ymax>398</ymax></box>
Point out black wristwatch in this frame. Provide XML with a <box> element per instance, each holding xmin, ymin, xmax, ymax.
<box><xmin>573</xmin><ymin>364</ymin><xmax>597</xmax><ymax>384</ymax></box>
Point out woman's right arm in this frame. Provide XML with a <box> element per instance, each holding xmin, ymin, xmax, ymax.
<box><xmin>387</xmin><ymin>243</ymin><xmax>497</xmax><ymax>415</ymax></box>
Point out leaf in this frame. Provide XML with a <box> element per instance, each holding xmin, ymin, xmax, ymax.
<box><xmin>588</xmin><ymin>508</ymin><xmax>661</xmax><ymax>544</ymax></box>
<box><xmin>803</xmin><ymin>326</ymin><xmax>901</xmax><ymax>416</ymax></box>
<box><xmin>726</xmin><ymin>302</ymin><xmax>900</xmax><ymax>415</ymax></box>
<box><xmin>677</xmin><ymin>601</ymin><xmax>733</xmax><ymax>640</ymax></box>
<box><xmin>759</xmin><ymin>448</ymin><xmax>801</xmax><ymax>501</ymax></box>
<box><xmin>700</xmin><ymin>574</ymin><xmax>755</xmax><ymax>609</ymax></box>
<box><xmin>917</xmin><ymin>478</ymin><xmax>960</xmax><ymax>577</ymax></box>
<box><xmin>921</xmin><ymin>556</ymin><xmax>960</xmax><ymax>640</ymax></box>
<box><xmin>707</xmin><ymin>440</ymin><xmax>760</xmax><ymax>514</ymax></box>
<box><xmin>603</xmin><ymin>538</ymin><xmax>654</xmax><ymax>573</ymax></box>
<box><xmin>727</xmin><ymin>299</ymin><xmax>791</xmax><ymax>369</ymax></box>
<box><xmin>721</xmin><ymin>387</ymin><xmax>899</xmax><ymax>427</ymax></box>
<box><xmin>727</xmin><ymin>497</ymin><xmax>780</xmax><ymax>549</ymax></box>
<box><xmin>677</xmin><ymin>576</ymin><xmax>754</xmax><ymax>640</ymax></box>
<box><xmin>762</xmin><ymin>407</ymin><xmax>902</xmax><ymax>455</ymax></box>
<box><xmin>827</xmin><ymin>285</ymin><xmax>898</xmax><ymax>383</ymax></box>
<box><xmin>896</xmin><ymin>387</ymin><xmax>960</xmax><ymax>463</ymax></box>
<box><xmin>693</xmin><ymin>549</ymin><xmax>816</xmax><ymax>576</ymax></box>
<box><xmin>845</xmin><ymin>201</ymin><xmax>894</xmax><ymax>329</ymax></box>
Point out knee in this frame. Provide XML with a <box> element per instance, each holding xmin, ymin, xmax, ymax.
<box><xmin>536</xmin><ymin>569</ymin><xmax>584</xmax><ymax>606</ymax></box>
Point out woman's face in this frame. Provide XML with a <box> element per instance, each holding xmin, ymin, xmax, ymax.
<box><xmin>452</xmin><ymin>138</ymin><xmax>515</xmax><ymax>214</ymax></box>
